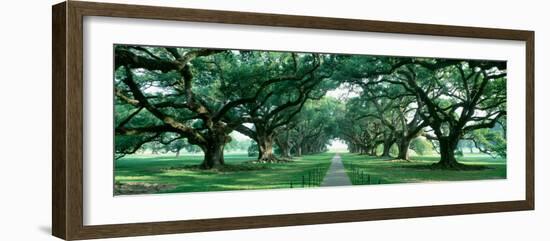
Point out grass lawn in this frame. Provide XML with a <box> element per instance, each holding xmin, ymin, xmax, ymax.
<box><xmin>114</xmin><ymin>152</ymin><xmax>333</xmax><ymax>195</ymax></box>
<box><xmin>341</xmin><ymin>153</ymin><xmax>506</xmax><ymax>185</ymax></box>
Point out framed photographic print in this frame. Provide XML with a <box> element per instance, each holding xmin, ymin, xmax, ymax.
<box><xmin>52</xmin><ymin>1</ymin><xmax>534</xmax><ymax>240</ymax></box>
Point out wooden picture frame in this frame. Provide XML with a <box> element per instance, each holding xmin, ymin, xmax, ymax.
<box><xmin>52</xmin><ymin>1</ymin><xmax>534</xmax><ymax>240</ymax></box>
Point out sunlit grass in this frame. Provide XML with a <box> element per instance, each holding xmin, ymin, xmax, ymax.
<box><xmin>114</xmin><ymin>151</ymin><xmax>506</xmax><ymax>195</ymax></box>
<box><xmin>115</xmin><ymin>153</ymin><xmax>332</xmax><ymax>195</ymax></box>
<box><xmin>341</xmin><ymin>153</ymin><xmax>506</xmax><ymax>185</ymax></box>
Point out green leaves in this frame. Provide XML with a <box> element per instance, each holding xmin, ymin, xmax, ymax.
<box><xmin>113</xmin><ymin>44</ymin><xmax>507</xmax><ymax>163</ymax></box>
<box><xmin>469</xmin><ymin>125</ymin><xmax>507</xmax><ymax>158</ymax></box>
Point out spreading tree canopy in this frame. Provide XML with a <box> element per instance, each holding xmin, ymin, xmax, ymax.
<box><xmin>114</xmin><ymin>45</ymin><xmax>507</xmax><ymax>170</ymax></box>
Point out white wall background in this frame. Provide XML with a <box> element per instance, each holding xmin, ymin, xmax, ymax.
<box><xmin>0</xmin><ymin>0</ymin><xmax>547</xmax><ymax>240</ymax></box>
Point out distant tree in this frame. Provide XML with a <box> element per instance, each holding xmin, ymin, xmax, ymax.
<box><xmin>247</xmin><ymin>142</ymin><xmax>259</xmax><ymax>157</ymax></box>
<box><xmin>224</xmin><ymin>137</ymin><xmax>252</xmax><ymax>152</ymax></box>
<box><xmin>166</xmin><ymin>139</ymin><xmax>187</xmax><ymax>157</ymax></box>
<box><xmin>285</xmin><ymin>98</ymin><xmax>341</xmax><ymax>156</ymax></box>
<box><xmin>336</xmin><ymin>97</ymin><xmax>384</xmax><ymax>156</ymax></box>
<box><xmin>410</xmin><ymin>137</ymin><xmax>432</xmax><ymax>156</ymax></box>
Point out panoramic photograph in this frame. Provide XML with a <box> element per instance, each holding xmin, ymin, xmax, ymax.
<box><xmin>113</xmin><ymin>45</ymin><xmax>507</xmax><ymax>195</ymax></box>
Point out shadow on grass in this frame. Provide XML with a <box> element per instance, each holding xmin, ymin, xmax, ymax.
<box><xmin>162</xmin><ymin>163</ymin><xmax>270</xmax><ymax>173</ymax></box>
<box><xmin>115</xmin><ymin>182</ymin><xmax>176</xmax><ymax>195</ymax></box>
<box><xmin>397</xmin><ymin>163</ymin><xmax>492</xmax><ymax>171</ymax></box>
<box><xmin>115</xmin><ymin>153</ymin><xmax>334</xmax><ymax>195</ymax></box>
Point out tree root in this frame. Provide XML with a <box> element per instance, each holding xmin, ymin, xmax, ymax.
<box><xmin>251</xmin><ymin>156</ymin><xmax>294</xmax><ymax>164</ymax></box>
<box><xmin>387</xmin><ymin>158</ymin><xmax>413</xmax><ymax>163</ymax></box>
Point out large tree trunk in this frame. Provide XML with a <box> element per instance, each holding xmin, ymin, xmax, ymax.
<box><xmin>433</xmin><ymin>136</ymin><xmax>462</xmax><ymax>169</ymax></box>
<box><xmin>397</xmin><ymin>138</ymin><xmax>411</xmax><ymax>160</ymax></box>
<box><xmin>200</xmin><ymin>133</ymin><xmax>227</xmax><ymax>169</ymax></box>
<box><xmin>280</xmin><ymin>142</ymin><xmax>292</xmax><ymax>159</ymax></box>
<box><xmin>281</xmin><ymin>147</ymin><xmax>291</xmax><ymax>159</ymax></box>
<box><xmin>200</xmin><ymin>142</ymin><xmax>224</xmax><ymax>169</ymax></box>
<box><xmin>257</xmin><ymin>134</ymin><xmax>278</xmax><ymax>163</ymax></box>
<box><xmin>296</xmin><ymin>146</ymin><xmax>302</xmax><ymax>157</ymax></box>
<box><xmin>275</xmin><ymin>136</ymin><xmax>292</xmax><ymax>159</ymax></box>
<box><xmin>381</xmin><ymin>139</ymin><xmax>392</xmax><ymax>158</ymax></box>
